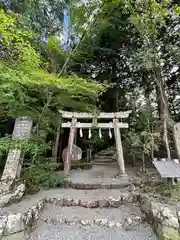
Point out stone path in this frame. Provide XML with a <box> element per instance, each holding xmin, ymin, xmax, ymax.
<box><xmin>27</xmin><ymin>188</ymin><xmax>157</xmax><ymax>240</ymax></box>
<box><xmin>30</xmin><ymin>201</ymin><xmax>157</xmax><ymax>240</ymax></box>
<box><xmin>0</xmin><ymin>186</ymin><xmax>158</xmax><ymax>240</ymax></box>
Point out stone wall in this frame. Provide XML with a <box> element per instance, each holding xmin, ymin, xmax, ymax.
<box><xmin>140</xmin><ymin>194</ymin><xmax>180</xmax><ymax>240</ymax></box>
<box><xmin>0</xmin><ymin>183</ymin><xmax>25</xmax><ymax>208</ymax></box>
<box><xmin>0</xmin><ymin>200</ymin><xmax>44</xmax><ymax>240</ymax></box>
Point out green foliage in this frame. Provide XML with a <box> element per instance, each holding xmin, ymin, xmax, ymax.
<box><xmin>143</xmin><ymin>182</ymin><xmax>180</xmax><ymax>203</ymax></box>
<box><xmin>87</xmin><ymin>131</ymin><xmax>106</xmax><ymax>150</ymax></box>
<box><xmin>0</xmin><ymin>135</ymin><xmax>11</xmax><ymax>158</ymax></box>
<box><xmin>0</xmin><ymin>0</ymin><xmax>179</xmax><ymax>194</ymax></box>
<box><xmin>124</xmin><ymin>106</ymin><xmax>160</xmax><ymax>167</ymax></box>
<box><xmin>0</xmin><ymin>134</ymin><xmax>51</xmax><ymax>158</ymax></box>
<box><xmin>4</xmin><ymin>0</ymin><xmax>64</xmax><ymax>37</ymax></box>
<box><xmin>22</xmin><ymin>161</ymin><xmax>66</xmax><ymax>190</ymax></box>
<box><xmin>0</xmin><ymin>9</ymin><xmax>106</xmax><ymax>136</ymax></box>
<box><xmin>46</xmin><ymin>35</ymin><xmax>61</xmax><ymax>53</ymax></box>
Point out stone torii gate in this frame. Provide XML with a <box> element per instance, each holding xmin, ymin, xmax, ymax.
<box><xmin>60</xmin><ymin>110</ymin><xmax>131</xmax><ymax>177</ymax></box>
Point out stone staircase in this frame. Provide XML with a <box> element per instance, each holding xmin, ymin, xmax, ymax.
<box><xmin>66</xmin><ymin>145</ymin><xmax>129</xmax><ymax>190</ymax></box>
<box><xmin>29</xmin><ymin>189</ymin><xmax>157</xmax><ymax>240</ymax></box>
<box><xmin>92</xmin><ymin>146</ymin><xmax>116</xmax><ymax>166</ymax></box>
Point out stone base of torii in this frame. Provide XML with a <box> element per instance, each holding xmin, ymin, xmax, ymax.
<box><xmin>60</xmin><ymin>110</ymin><xmax>131</xmax><ymax>177</ymax></box>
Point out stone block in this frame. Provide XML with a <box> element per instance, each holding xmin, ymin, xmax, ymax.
<box><xmin>23</xmin><ymin>209</ymin><xmax>33</xmax><ymax>226</ymax></box>
<box><xmin>31</xmin><ymin>203</ymin><xmax>41</xmax><ymax>221</ymax></box>
<box><xmin>121</xmin><ymin>192</ymin><xmax>133</xmax><ymax>203</ymax></box>
<box><xmin>5</xmin><ymin>213</ymin><xmax>25</xmax><ymax>235</ymax></box>
<box><xmin>160</xmin><ymin>206</ymin><xmax>179</xmax><ymax>229</ymax></box>
<box><xmin>98</xmin><ymin>199</ymin><xmax>109</xmax><ymax>208</ymax></box>
<box><xmin>86</xmin><ymin>200</ymin><xmax>99</xmax><ymax>208</ymax></box>
<box><xmin>3</xmin><ymin>231</ymin><xmax>26</xmax><ymax>240</ymax></box>
<box><xmin>151</xmin><ymin>201</ymin><xmax>161</xmax><ymax>219</ymax></box>
<box><xmin>0</xmin><ymin>216</ymin><xmax>7</xmax><ymax>230</ymax></box>
<box><xmin>109</xmin><ymin>196</ymin><xmax>121</xmax><ymax>208</ymax></box>
<box><xmin>80</xmin><ymin>200</ymin><xmax>98</xmax><ymax>208</ymax></box>
<box><xmin>140</xmin><ymin>195</ymin><xmax>151</xmax><ymax>214</ymax></box>
<box><xmin>159</xmin><ymin>225</ymin><xmax>180</xmax><ymax>240</ymax></box>
<box><xmin>55</xmin><ymin>198</ymin><xmax>64</xmax><ymax>206</ymax></box>
<box><xmin>63</xmin><ymin>198</ymin><xmax>73</xmax><ymax>206</ymax></box>
<box><xmin>0</xmin><ymin>194</ymin><xmax>11</xmax><ymax>207</ymax></box>
<box><xmin>71</xmin><ymin>199</ymin><xmax>80</xmax><ymax>206</ymax></box>
<box><xmin>12</xmin><ymin>184</ymin><xmax>25</xmax><ymax>200</ymax></box>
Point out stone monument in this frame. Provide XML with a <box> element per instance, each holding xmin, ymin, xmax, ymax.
<box><xmin>0</xmin><ymin>117</ymin><xmax>33</xmax><ymax>206</ymax></box>
<box><xmin>62</xmin><ymin>144</ymin><xmax>82</xmax><ymax>162</ymax></box>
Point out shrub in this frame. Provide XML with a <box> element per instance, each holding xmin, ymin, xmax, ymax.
<box><xmin>21</xmin><ymin>161</ymin><xmax>67</xmax><ymax>193</ymax></box>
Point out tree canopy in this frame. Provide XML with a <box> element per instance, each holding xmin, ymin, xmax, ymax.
<box><xmin>0</xmin><ymin>0</ymin><xmax>180</xmax><ymax>180</ymax></box>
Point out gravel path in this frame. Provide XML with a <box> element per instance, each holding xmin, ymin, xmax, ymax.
<box><xmin>30</xmin><ymin>221</ymin><xmax>157</xmax><ymax>240</ymax></box>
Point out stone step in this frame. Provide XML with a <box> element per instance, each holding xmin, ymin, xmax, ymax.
<box><xmin>93</xmin><ymin>155</ymin><xmax>115</xmax><ymax>161</ymax></box>
<box><xmin>92</xmin><ymin>162</ymin><xmax>116</xmax><ymax>167</ymax></box>
<box><xmin>92</xmin><ymin>158</ymin><xmax>116</xmax><ymax>163</ymax></box>
<box><xmin>94</xmin><ymin>150</ymin><xmax>115</xmax><ymax>157</ymax></box>
<box><xmin>40</xmin><ymin>204</ymin><xmax>144</xmax><ymax>228</ymax></box>
<box><xmin>92</xmin><ymin>162</ymin><xmax>115</xmax><ymax>166</ymax></box>
<box><xmin>0</xmin><ymin>189</ymin><xmax>136</xmax><ymax>215</ymax></box>
<box><xmin>46</xmin><ymin>190</ymin><xmax>138</xmax><ymax>208</ymax></box>
<box><xmin>68</xmin><ymin>178</ymin><xmax>130</xmax><ymax>189</ymax></box>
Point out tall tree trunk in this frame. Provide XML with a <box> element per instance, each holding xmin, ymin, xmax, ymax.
<box><xmin>52</xmin><ymin>123</ymin><xmax>61</xmax><ymax>159</ymax></box>
<box><xmin>156</xmin><ymin>85</ymin><xmax>165</xmax><ymax>121</ymax></box>
<box><xmin>115</xmin><ymin>88</ymin><xmax>119</xmax><ymax>112</ymax></box>
<box><xmin>155</xmin><ymin>68</ymin><xmax>171</xmax><ymax>160</ymax></box>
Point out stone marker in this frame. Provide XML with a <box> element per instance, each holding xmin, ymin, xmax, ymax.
<box><xmin>1</xmin><ymin>117</ymin><xmax>33</xmax><ymax>181</ymax></box>
<box><xmin>62</xmin><ymin>144</ymin><xmax>82</xmax><ymax>162</ymax></box>
<box><xmin>12</xmin><ymin>117</ymin><xmax>33</xmax><ymax>139</ymax></box>
<box><xmin>1</xmin><ymin>149</ymin><xmax>22</xmax><ymax>181</ymax></box>
<box><xmin>0</xmin><ymin>117</ymin><xmax>32</xmax><ymax>204</ymax></box>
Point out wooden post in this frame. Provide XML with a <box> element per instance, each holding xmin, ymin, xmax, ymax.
<box><xmin>113</xmin><ymin>118</ymin><xmax>126</xmax><ymax>177</ymax></box>
<box><xmin>64</xmin><ymin>117</ymin><xmax>77</xmax><ymax>176</ymax></box>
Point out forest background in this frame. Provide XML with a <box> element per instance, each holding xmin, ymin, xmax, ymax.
<box><xmin>0</xmin><ymin>0</ymin><xmax>179</xmax><ymax>189</ymax></box>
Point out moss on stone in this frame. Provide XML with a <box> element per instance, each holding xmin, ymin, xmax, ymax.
<box><xmin>161</xmin><ymin>225</ymin><xmax>180</xmax><ymax>240</ymax></box>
